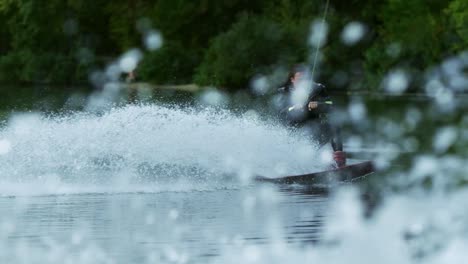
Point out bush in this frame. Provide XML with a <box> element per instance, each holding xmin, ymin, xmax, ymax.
<box><xmin>362</xmin><ymin>0</ymin><xmax>455</xmax><ymax>92</ymax></box>
<box><xmin>0</xmin><ymin>52</ymin><xmax>22</xmax><ymax>82</ymax></box>
<box><xmin>0</xmin><ymin>51</ymin><xmax>80</xmax><ymax>84</ymax></box>
<box><xmin>445</xmin><ymin>0</ymin><xmax>468</xmax><ymax>52</ymax></box>
<box><xmin>194</xmin><ymin>14</ymin><xmax>300</xmax><ymax>90</ymax></box>
<box><xmin>138</xmin><ymin>42</ymin><xmax>198</xmax><ymax>84</ymax></box>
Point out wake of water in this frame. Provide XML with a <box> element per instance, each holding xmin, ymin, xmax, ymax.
<box><xmin>0</xmin><ymin>104</ymin><xmax>332</xmax><ymax>196</ymax></box>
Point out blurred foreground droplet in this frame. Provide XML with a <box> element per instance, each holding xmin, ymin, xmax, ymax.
<box><xmin>341</xmin><ymin>22</ymin><xmax>366</xmax><ymax>46</ymax></box>
<box><xmin>386</xmin><ymin>43</ymin><xmax>402</xmax><ymax>58</ymax></box>
<box><xmin>290</xmin><ymin>78</ymin><xmax>313</xmax><ymax>106</ymax></box>
<box><xmin>119</xmin><ymin>49</ymin><xmax>143</xmax><ymax>73</ymax></box>
<box><xmin>136</xmin><ymin>17</ymin><xmax>152</xmax><ymax>33</ymax></box>
<box><xmin>433</xmin><ymin>127</ymin><xmax>457</xmax><ymax>153</ymax></box>
<box><xmin>144</xmin><ymin>30</ymin><xmax>163</xmax><ymax>51</ymax></box>
<box><xmin>85</xmin><ymin>83</ymin><xmax>123</xmax><ymax>112</ymax></box>
<box><xmin>63</xmin><ymin>18</ymin><xmax>78</xmax><ymax>36</ymax></box>
<box><xmin>383</xmin><ymin>70</ymin><xmax>410</xmax><ymax>94</ymax></box>
<box><xmin>348</xmin><ymin>100</ymin><xmax>367</xmax><ymax>122</ymax></box>
<box><xmin>251</xmin><ymin>75</ymin><xmax>269</xmax><ymax>95</ymax></box>
<box><xmin>309</xmin><ymin>20</ymin><xmax>329</xmax><ymax>48</ymax></box>
<box><xmin>198</xmin><ymin>89</ymin><xmax>229</xmax><ymax>107</ymax></box>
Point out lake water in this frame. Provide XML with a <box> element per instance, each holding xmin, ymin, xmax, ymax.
<box><xmin>0</xmin><ymin>96</ymin><xmax>349</xmax><ymax>263</ymax></box>
<box><xmin>0</xmin><ymin>186</ymin><xmax>332</xmax><ymax>263</ymax></box>
<box><xmin>1</xmin><ymin>84</ymin><xmax>467</xmax><ymax>263</ymax></box>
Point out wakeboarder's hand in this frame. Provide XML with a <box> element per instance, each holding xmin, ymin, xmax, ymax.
<box><xmin>308</xmin><ymin>101</ymin><xmax>318</xmax><ymax>110</ymax></box>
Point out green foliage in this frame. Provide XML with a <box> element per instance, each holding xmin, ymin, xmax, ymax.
<box><xmin>362</xmin><ymin>0</ymin><xmax>454</xmax><ymax>91</ymax></box>
<box><xmin>264</xmin><ymin>0</ymin><xmax>318</xmax><ymax>28</ymax></box>
<box><xmin>150</xmin><ymin>0</ymin><xmax>264</xmax><ymax>48</ymax></box>
<box><xmin>105</xmin><ymin>0</ymin><xmax>153</xmax><ymax>50</ymax></box>
<box><xmin>0</xmin><ymin>0</ymin><xmax>465</xmax><ymax>90</ymax></box>
<box><xmin>137</xmin><ymin>0</ymin><xmax>266</xmax><ymax>85</ymax></box>
<box><xmin>0</xmin><ymin>51</ymin><xmax>78</xmax><ymax>83</ymax></box>
<box><xmin>445</xmin><ymin>0</ymin><xmax>468</xmax><ymax>51</ymax></box>
<box><xmin>0</xmin><ymin>52</ymin><xmax>21</xmax><ymax>82</ymax></box>
<box><xmin>138</xmin><ymin>42</ymin><xmax>197</xmax><ymax>84</ymax></box>
<box><xmin>194</xmin><ymin>14</ymin><xmax>299</xmax><ymax>89</ymax></box>
<box><xmin>0</xmin><ymin>0</ymin><xmax>89</xmax><ymax>83</ymax></box>
<box><xmin>0</xmin><ymin>11</ymin><xmax>10</xmax><ymax>55</ymax></box>
<box><xmin>263</xmin><ymin>0</ymin><xmax>319</xmax><ymax>63</ymax></box>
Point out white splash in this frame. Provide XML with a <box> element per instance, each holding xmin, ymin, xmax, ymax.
<box><xmin>0</xmin><ymin>104</ymin><xmax>326</xmax><ymax>195</ymax></box>
<box><xmin>0</xmin><ymin>139</ymin><xmax>11</xmax><ymax>155</ymax></box>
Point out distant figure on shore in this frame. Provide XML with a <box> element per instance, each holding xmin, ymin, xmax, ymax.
<box><xmin>126</xmin><ymin>70</ymin><xmax>136</xmax><ymax>83</ymax></box>
<box><xmin>277</xmin><ymin>64</ymin><xmax>346</xmax><ymax>167</ymax></box>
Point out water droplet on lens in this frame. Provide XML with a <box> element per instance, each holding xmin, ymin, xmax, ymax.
<box><xmin>341</xmin><ymin>22</ymin><xmax>366</xmax><ymax>45</ymax></box>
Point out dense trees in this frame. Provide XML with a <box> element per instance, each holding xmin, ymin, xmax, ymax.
<box><xmin>0</xmin><ymin>0</ymin><xmax>466</xmax><ymax>91</ymax></box>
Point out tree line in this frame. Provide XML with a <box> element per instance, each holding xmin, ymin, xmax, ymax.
<box><xmin>0</xmin><ymin>0</ymin><xmax>466</xmax><ymax>92</ymax></box>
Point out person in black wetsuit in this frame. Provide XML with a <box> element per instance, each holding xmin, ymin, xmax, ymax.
<box><xmin>277</xmin><ymin>65</ymin><xmax>346</xmax><ymax>167</ymax></box>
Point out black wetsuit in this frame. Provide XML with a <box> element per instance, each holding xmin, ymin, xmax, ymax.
<box><xmin>277</xmin><ymin>83</ymin><xmax>343</xmax><ymax>151</ymax></box>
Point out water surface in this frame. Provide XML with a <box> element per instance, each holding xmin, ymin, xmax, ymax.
<box><xmin>1</xmin><ymin>186</ymin><xmax>331</xmax><ymax>263</ymax></box>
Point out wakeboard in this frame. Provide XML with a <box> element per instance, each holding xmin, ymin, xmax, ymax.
<box><xmin>255</xmin><ymin>160</ymin><xmax>374</xmax><ymax>185</ymax></box>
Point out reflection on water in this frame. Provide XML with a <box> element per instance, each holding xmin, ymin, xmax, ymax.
<box><xmin>0</xmin><ymin>187</ymin><xmax>330</xmax><ymax>263</ymax></box>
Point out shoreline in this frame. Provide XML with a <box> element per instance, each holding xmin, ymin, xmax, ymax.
<box><xmin>121</xmin><ymin>82</ymin><xmax>201</xmax><ymax>93</ymax></box>
<box><xmin>2</xmin><ymin>82</ymin><xmax>466</xmax><ymax>98</ymax></box>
